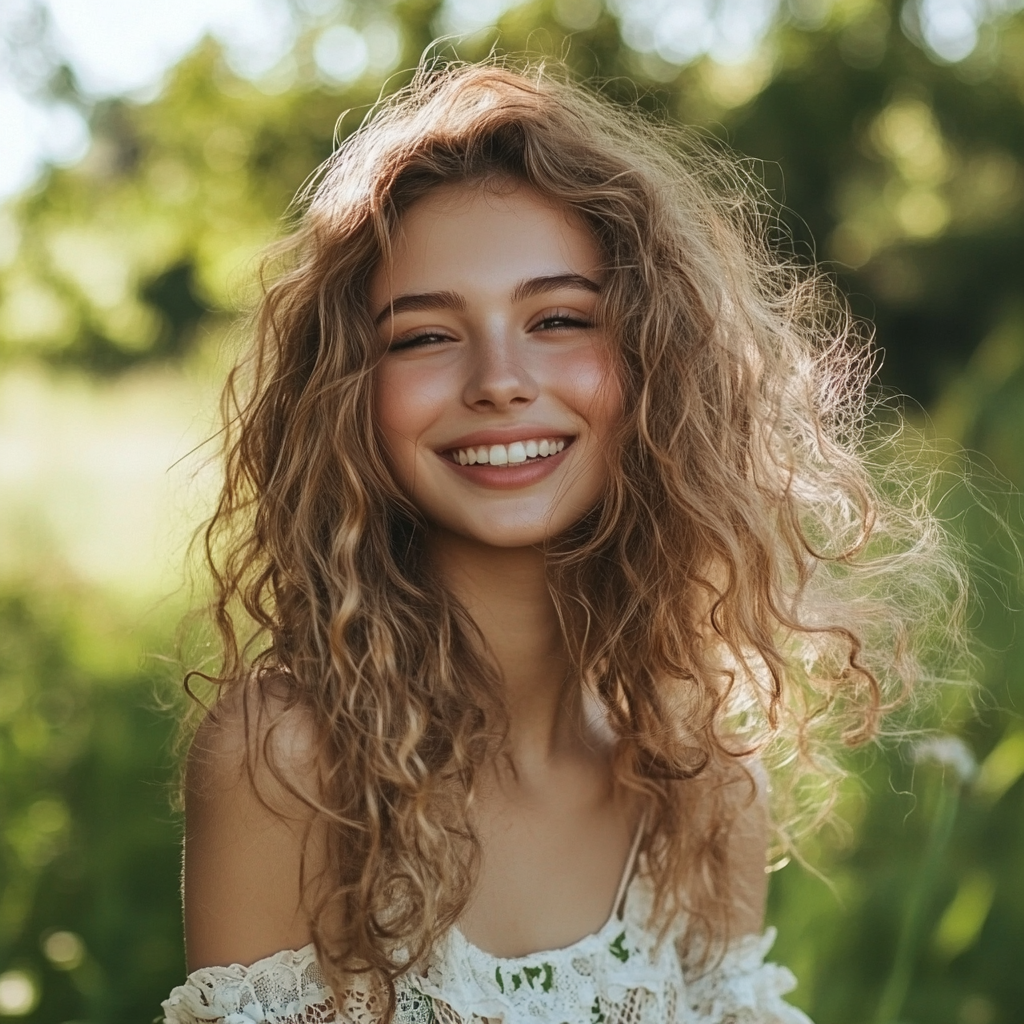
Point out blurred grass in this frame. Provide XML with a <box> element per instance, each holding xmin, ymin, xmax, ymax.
<box><xmin>0</xmin><ymin>584</ymin><xmax>185</xmax><ymax>1022</ymax></box>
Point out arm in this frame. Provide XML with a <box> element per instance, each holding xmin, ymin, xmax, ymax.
<box><xmin>683</xmin><ymin>766</ymin><xmax>815</xmax><ymax>1024</ymax></box>
<box><xmin>162</xmin><ymin>688</ymin><xmax>351</xmax><ymax>1023</ymax></box>
<box><xmin>183</xmin><ymin>684</ymin><xmax>327</xmax><ymax>971</ymax></box>
<box><xmin>724</xmin><ymin>766</ymin><xmax>769</xmax><ymax>939</ymax></box>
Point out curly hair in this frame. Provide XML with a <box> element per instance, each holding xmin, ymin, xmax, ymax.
<box><xmin>193</xmin><ymin>57</ymin><xmax>966</xmax><ymax>1006</ymax></box>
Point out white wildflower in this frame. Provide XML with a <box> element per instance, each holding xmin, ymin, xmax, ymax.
<box><xmin>913</xmin><ymin>734</ymin><xmax>978</xmax><ymax>784</ymax></box>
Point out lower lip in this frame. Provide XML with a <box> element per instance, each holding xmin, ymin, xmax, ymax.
<box><xmin>438</xmin><ymin>444</ymin><xmax>572</xmax><ymax>490</ymax></box>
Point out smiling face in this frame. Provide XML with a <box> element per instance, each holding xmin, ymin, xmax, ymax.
<box><xmin>371</xmin><ymin>181</ymin><xmax>622</xmax><ymax>549</ymax></box>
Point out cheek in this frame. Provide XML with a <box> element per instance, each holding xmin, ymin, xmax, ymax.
<box><xmin>377</xmin><ymin>361</ymin><xmax>441</xmax><ymax>436</ymax></box>
<box><xmin>374</xmin><ymin>366</ymin><xmax>419</xmax><ymax>483</ymax></box>
<box><xmin>374</xmin><ymin>362</ymin><xmax>450</xmax><ymax>483</ymax></box>
<box><xmin>557</xmin><ymin>343</ymin><xmax>623</xmax><ymax>438</ymax></box>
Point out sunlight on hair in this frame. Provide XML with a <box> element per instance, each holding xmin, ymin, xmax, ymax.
<box><xmin>197</xmin><ymin>57</ymin><xmax>972</xmax><ymax>1001</ymax></box>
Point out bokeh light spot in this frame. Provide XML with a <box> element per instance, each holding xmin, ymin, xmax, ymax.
<box><xmin>896</xmin><ymin>189</ymin><xmax>951</xmax><ymax>238</ymax></box>
<box><xmin>0</xmin><ymin>971</ymin><xmax>39</xmax><ymax>1017</ymax></box>
<box><xmin>553</xmin><ymin>0</ymin><xmax>603</xmax><ymax>31</ymax></box>
<box><xmin>314</xmin><ymin>24</ymin><xmax>368</xmax><ymax>84</ymax></box>
<box><xmin>363</xmin><ymin>20</ymin><xmax>402</xmax><ymax>74</ymax></box>
<box><xmin>43</xmin><ymin>931</ymin><xmax>86</xmax><ymax>971</ymax></box>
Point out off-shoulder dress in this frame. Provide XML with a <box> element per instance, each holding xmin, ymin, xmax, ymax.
<box><xmin>162</xmin><ymin>828</ymin><xmax>813</xmax><ymax>1024</ymax></box>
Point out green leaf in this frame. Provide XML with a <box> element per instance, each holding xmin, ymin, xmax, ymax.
<box><xmin>542</xmin><ymin>962</ymin><xmax>555</xmax><ymax>992</ymax></box>
<box><xmin>609</xmin><ymin>931</ymin><xmax>630</xmax><ymax>963</ymax></box>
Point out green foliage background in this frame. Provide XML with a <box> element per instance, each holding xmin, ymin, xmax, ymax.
<box><xmin>1</xmin><ymin>1</ymin><xmax>1022</xmax><ymax>1022</ymax></box>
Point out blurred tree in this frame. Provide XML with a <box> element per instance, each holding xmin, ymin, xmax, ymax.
<box><xmin>0</xmin><ymin>0</ymin><xmax>1021</xmax><ymax>402</ymax></box>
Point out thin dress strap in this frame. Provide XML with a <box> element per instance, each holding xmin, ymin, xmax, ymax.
<box><xmin>611</xmin><ymin>812</ymin><xmax>647</xmax><ymax>920</ymax></box>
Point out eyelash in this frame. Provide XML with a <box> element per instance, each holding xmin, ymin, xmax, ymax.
<box><xmin>388</xmin><ymin>332</ymin><xmax>452</xmax><ymax>352</ymax></box>
<box><xmin>536</xmin><ymin>313</ymin><xmax>592</xmax><ymax>331</ymax></box>
<box><xmin>387</xmin><ymin>314</ymin><xmax>592</xmax><ymax>352</ymax></box>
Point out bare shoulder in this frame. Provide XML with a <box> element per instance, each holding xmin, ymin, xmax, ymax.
<box><xmin>186</xmin><ymin>676</ymin><xmax>321</xmax><ymax>803</ymax></box>
<box><xmin>689</xmin><ymin>757</ymin><xmax>769</xmax><ymax>938</ymax></box>
<box><xmin>721</xmin><ymin>760</ymin><xmax>769</xmax><ymax>937</ymax></box>
<box><xmin>183</xmin><ymin>677</ymin><xmax>328</xmax><ymax>972</ymax></box>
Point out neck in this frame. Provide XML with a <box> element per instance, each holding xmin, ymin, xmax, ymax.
<box><xmin>427</xmin><ymin>529</ymin><xmax>579</xmax><ymax>767</ymax></box>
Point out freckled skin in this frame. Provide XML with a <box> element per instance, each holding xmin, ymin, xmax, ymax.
<box><xmin>371</xmin><ymin>183</ymin><xmax>622</xmax><ymax>549</ymax></box>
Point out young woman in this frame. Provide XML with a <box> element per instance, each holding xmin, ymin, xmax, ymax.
<box><xmin>162</xmin><ymin>60</ymin><xmax>961</xmax><ymax>1024</ymax></box>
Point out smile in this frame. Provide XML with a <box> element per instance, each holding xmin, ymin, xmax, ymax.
<box><xmin>445</xmin><ymin>437</ymin><xmax>571</xmax><ymax>467</ymax></box>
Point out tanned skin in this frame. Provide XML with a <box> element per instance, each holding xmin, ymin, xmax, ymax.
<box><xmin>183</xmin><ymin>183</ymin><xmax>767</xmax><ymax>971</ymax></box>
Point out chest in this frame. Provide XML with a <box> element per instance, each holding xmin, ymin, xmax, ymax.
<box><xmin>458</xmin><ymin>778</ymin><xmax>638</xmax><ymax>959</ymax></box>
<box><xmin>401</xmin><ymin>866</ymin><xmax>689</xmax><ymax>1024</ymax></box>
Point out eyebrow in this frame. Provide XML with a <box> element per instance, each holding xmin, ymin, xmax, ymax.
<box><xmin>373</xmin><ymin>289</ymin><xmax>466</xmax><ymax>326</ymax></box>
<box><xmin>510</xmin><ymin>273</ymin><xmax>602</xmax><ymax>303</ymax></box>
<box><xmin>373</xmin><ymin>274</ymin><xmax>601</xmax><ymax>327</ymax></box>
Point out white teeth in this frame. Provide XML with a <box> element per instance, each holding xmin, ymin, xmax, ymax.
<box><xmin>448</xmin><ymin>437</ymin><xmax>570</xmax><ymax>467</ymax></box>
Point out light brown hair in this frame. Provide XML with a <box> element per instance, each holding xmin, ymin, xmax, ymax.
<box><xmin>194</xmin><ymin>57</ymin><xmax>965</xmax><ymax>1004</ymax></box>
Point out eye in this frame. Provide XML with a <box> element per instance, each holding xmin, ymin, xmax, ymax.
<box><xmin>387</xmin><ymin>331</ymin><xmax>455</xmax><ymax>353</ymax></box>
<box><xmin>531</xmin><ymin>310</ymin><xmax>593</xmax><ymax>333</ymax></box>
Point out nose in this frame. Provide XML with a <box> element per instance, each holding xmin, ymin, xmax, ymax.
<box><xmin>462</xmin><ymin>328</ymin><xmax>539</xmax><ymax>412</ymax></box>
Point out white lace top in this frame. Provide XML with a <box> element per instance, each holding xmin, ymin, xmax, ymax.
<box><xmin>163</xmin><ymin>846</ymin><xmax>814</xmax><ymax>1024</ymax></box>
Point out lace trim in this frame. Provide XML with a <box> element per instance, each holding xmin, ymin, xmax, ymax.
<box><xmin>161</xmin><ymin>946</ymin><xmax>338</xmax><ymax>1024</ymax></box>
<box><xmin>684</xmin><ymin>929</ymin><xmax>815</xmax><ymax>1024</ymax></box>
<box><xmin>161</xmin><ymin>887</ymin><xmax>815</xmax><ymax>1024</ymax></box>
<box><xmin>160</xmin><ymin>947</ymin><xmax>441</xmax><ymax>1024</ymax></box>
<box><xmin>408</xmin><ymin>873</ymin><xmax>685</xmax><ymax>1023</ymax></box>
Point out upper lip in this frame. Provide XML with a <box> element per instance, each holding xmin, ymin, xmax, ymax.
<box><xmin>437</xmin><ymin>427</ymin><xmax>576</xmax><ymax>451</ymax></box>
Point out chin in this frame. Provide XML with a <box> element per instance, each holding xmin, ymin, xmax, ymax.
<box><xmin>438</xmin><ymin>502</ymin><xmax>599</xmax><ymax>550</ymax></box>
<box><xmin>439</xmin><ymin>519</ymin><xmax>556</xmax><ymax>550</ymax></box>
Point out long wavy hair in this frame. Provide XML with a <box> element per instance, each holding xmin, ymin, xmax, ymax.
<box><xmin>194</xmin><ymin>57</ymin><xmax>965</xmax><ymax>1005</ymax></box>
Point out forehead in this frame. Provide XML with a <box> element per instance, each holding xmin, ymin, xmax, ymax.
<box><xmin>370</xmin><ymin>181</ymin><xmax>602</xmax><ymax>303</ymax></box>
